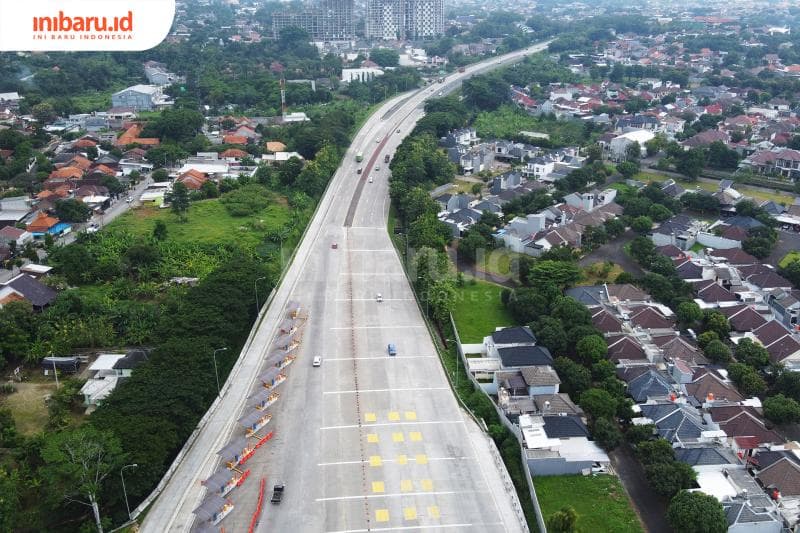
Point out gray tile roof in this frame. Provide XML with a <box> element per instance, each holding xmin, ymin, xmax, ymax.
<box><xmin>675</xmin><ymin>446</ymin><xmax>737</xmax><ymax>466</ymax></box>
<box><xmin>497</xmin><ymin>346</ymin><xmax>553</xmax><ymax>367</ymax></box>
<box><xmin>491</xmin><ymin>326</ymin><xmax>537</xmax><ymax>345</ymax></box>
<box><xmin>543</xmin><ymin>416</ymin><xmax>590</xmax><ymax>438</ymax></box>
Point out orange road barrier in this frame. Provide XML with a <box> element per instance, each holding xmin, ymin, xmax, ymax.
<box><xmin>248</xmin><ymin>478</ymin><xmax>267</xmax><ymax>533</ymax></box>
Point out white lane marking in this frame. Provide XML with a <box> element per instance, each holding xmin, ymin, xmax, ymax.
<box><xmin>326</xmin><ymin>523</ymin><xmax>504</xmax><ymax>533</ymax></box>
<box><xmin>330</xmin><ymin>325</ymin><xmax>425</xmax><ymax>330</ymax></box>
<box><xmin>325</xmin><ymin>522</ymin><xmax>501</xmax><ymax>533</ymax></box>
<box><xmin>317</xmin><ymin>489</ymin><xmax>486</xmax><ymax>502</ymax></box>
<box><xmin>334</xmin><ymin>298</ymin><xmax>415</xmax><ymax>302</ymax></box>
<box><xmin>324</xmin><ymin>355</ymin><xmax>435</xmax><ymax>361</ymax></box>
<box><xmin>318</xmin><ymin>456</ymin><xmax>472</xmax><ymax>467</ymax></box>
<box><xmin>321</xmin><ymin>420</ymin><xmax>464</xmax><ymax>430</ymax></box>
<box><xmin>323</xmin><ymin>386</ymin><xmax>449</xmax><ymax>395</ymax></box>
<box><xmin>339</xmin><ymin>272</ymin><xmax>406</xmax><ymax>276</ymax></box>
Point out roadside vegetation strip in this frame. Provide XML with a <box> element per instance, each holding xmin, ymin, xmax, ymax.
<box><xmin>534</xmin><ymin>474</ymin><xmax>643</xmax><ymax>533</ymax></box>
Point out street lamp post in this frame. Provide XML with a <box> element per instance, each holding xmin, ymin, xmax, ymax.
<box><xmin>254</xmin><ymin>276</ymin><xmax>267</xmax><ymax>315</ymax></box>
<box><xmin>212</xmin><ymin>347</ymin><xmax>228</xmax><ymax>396</ymax></box>
<box><xmin>120</xmin><ymin>464</ymin><xmax>138</xmax><ymax>522</ymax></box>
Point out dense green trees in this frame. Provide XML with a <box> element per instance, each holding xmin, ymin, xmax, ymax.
<box><xmin>763</xmin><ymin>394</ymin><xmax>800</xmax><ymax>424</ymax></box>
<box><xmin>369</xmin><ymin>48</ymin><xmax>400</xmax><ymax>67</ymax></box>
<box><xmin>54</xmin><ymin>199</ymin><xmax>92</xmax><ymax>223</ymax></box>
<box><xmin>220</xmin><ymin>184</ymin><xmax>272</xmax><ymax>216</ymax></box>
<box><xmin>40</xmin><ymin>426</ymin><xmax>126</xmax><ymax>531</ymax></box>
<box><xmin>667</xmin><ymin>491</ymin><xmax>727</xmax><ymax>533</ymax></box>
<box><xmin>637</xmin><ymin>439</ymin><xmax>697</xmax><ymax>498</ymax></box>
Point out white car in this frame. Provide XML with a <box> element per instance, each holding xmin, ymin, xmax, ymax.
<box><xmin>312</xmin><ymin>355</ymin><xmax>322</xmax><ymax>367</ymax></box>
<box><xmin>126</xmin><ymin>196</ymin><xmax>133</xmax><ymax>203</ymax></box>
<box><xmin>368</xmin><ymin>176</ymin><xmax>373</xmax><ymax>183</ymax></box>
<box><xmin>376</xmin><ymin>293</ymin><xmax>383</xmax><ymax>302</ymax></box>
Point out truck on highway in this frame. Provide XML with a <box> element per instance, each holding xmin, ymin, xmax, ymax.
<box><xmin>384</xmin><ymin>154</ymin><xmax>390</xmax><ymax>164</ymax></box>
<box><xmin>355</xmin><ymin>152</ymin><xmax>363</xmax><ymax>162</ymax></box>
<box><xmin>271</xmin><ymin>484</ymin><xmax>285</xmax><ymax>504</ymax></box>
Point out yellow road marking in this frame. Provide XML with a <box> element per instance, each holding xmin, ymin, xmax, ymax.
<box><xmin>400</xmin><ymin>479</ymin><xmax>413</xmax><ymax>492</ymax></box>
<box><xmin>388</xmin><ymin>411</ymin><xmax>400</xmax><ymax>421</ymax></box>
<box><xmin>367</xmin><ymin>433</ymin><xmax>379</xmax><ymax>443</ymax></box>
<box><xmin>420</xmin><ymin>479</ymin><xmax>434</xmax><ymax>491</ymax></box>
<box><xmin>415</xmin><ymin>454</ymin><xmax>428</xmax><ymax>465</ymax></box>
<box><xmin>428</xmin><ymin>506</ymin><xmax>440</xmax><ymax>519</ymax></box>
<box><xmin>372</xmin><ymin>481</ymin><xmax>385</xmax><ymax>493</ymax></box>
<box><xmin>403</xmin><ymin>507</ymin><xmax>418</xmax><ymax>520</ymax></box>
<box><xmin>409</xmin><ymin>431</ymin><xmax>422</xmax><ymax>442</ymax></box>
<box><xmin>404</xmin><ymin>411</ymin><xmax>417</xmax><ymax>420</ymax></box>
<box><xmin>392</xmin><ymin>432</ymin><xmax>405</xmax><ymax>442</ymax></box>
<box><xmin>365</xmin><ymin>413</ymin><xmax>377</xmax><ymax>423</ymax></box>
<box><xmin>375</xmin><ymin>509</ymin><xmax>389</xmax><ymax>522</ymax></box>
<box><xmin>396</xmin><ymin>454</ymin><xmax>408</xmax><ymax>465</ymax></box>
<box><xmin>369</xmin><ymin>456</ymin><xmax>382</xmax><ymax>467</ymax></box>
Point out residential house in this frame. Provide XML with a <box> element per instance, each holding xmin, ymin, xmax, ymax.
<box><xmin>519</xmin><ymin>414</ymin><xmax>610</xmax><ymax>476</ymax></box>
<box><xmin>0</xmin><ymin>226</ymin><xmax>32</xmax><ymax>248</ymax></box>
<box><xmin>80</xmin><ymin>350</ymin><xmax>149</xmax><ymax>406</ymax></box>
<box><xmin>609</xmin><ymin>129</ymin><xmax>655</xmax><ymax>161</ymax></box>
<box><xmin>707</xmin><ymin>405</ymin><xmax>782</xmax><ymax>447</ymax></box>
<box><xmin>112</xmin><ymin>85</ymin><xmax>170</xmax><ymax>111</ymax></box>
<box><xmin>638</xmin><ymin>401</ymin><xmax>709</xmax><ymax>445</ymax></box>
<box><xmin>0</xmin><ymin>274</ymin><xmax>57</xmax><ymax>310</ymax></box>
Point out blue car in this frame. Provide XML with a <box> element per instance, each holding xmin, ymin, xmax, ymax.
<box><xmin>388</xmin><ymin>344</ymin><xmax>397</xmax><ymax>356</ymax></box>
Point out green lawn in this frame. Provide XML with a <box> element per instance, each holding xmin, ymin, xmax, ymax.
<box><xmin>535</xmin><ymin>475</ymin><xmax>643</xmax><ymax>533</ymax></box>
<box><xmin>107</xmin><ymin>198</ymin><xmax>293</xmax><ymax>249</ymax></box>
<box><xmin>478</xmin><ymin>249</ymin><xmax>521</xmax><ymax>278</ymax></box>
<box><xmin>639</xmin><ymin>172</ymin><xmax>796</xmax><ymax>205</ymax></box>
<box><xmin>781</xmin><ymin>251</ymin><xmax>800</xmax><ymax>268</ymax></box>
<box><xmin>452</xmin><ymin>277</ymin><xmax>517</xmax><ymax>343</ymax></box>
<box><xmin>579</xmin><ymin>262</ymin><xmax>623</xmax><ymax>286</ymax></box>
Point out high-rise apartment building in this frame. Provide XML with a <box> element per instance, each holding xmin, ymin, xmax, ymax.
<box><xmin>365</xmin><ymin>0</ymin><xmax>443</xmax><ymax>41</ymax></box>
<box><xmin>272</xmin><ymin>0</ymin><xmax>355</xmax><ymax>42</ymax></box>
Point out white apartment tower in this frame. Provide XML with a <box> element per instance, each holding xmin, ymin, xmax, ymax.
<box><xmin>366</xmin><ymin>0</ymin><xmax>443</xmax><ymax>40</ymax></box>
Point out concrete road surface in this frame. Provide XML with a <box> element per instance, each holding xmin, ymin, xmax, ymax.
<box><xmin>141</xmin><ymin>42</ymin><xmax>549</xmax><ymax>533</ymax></box>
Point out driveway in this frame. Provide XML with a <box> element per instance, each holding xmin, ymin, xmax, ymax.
<box><xmin>609</xmin><ymin>443</ymin><xmax>671</xmax><ymax>533</ymax></box>
<box><xmin>579</xmin><ymin>230</ymin><xmax>644</xmax><ymax>277</ymax></box>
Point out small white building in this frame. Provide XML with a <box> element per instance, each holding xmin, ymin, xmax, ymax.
<box><xmin>80</xmin><ymin>350</ymin><xmax>149</xmax><ymax>406</ymax></box>
<box><xmin>609</xmin><ymin>129</ymin><xmax>655</xmax><ymax>162</ymax></box>
<box><xmin>340</xmin><ymin>68</ymin><xmax>384</xmax><ymax>84</ymax></box>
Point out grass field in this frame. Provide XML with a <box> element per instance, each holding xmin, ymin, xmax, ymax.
<box><xmin>639</xmin><ymin>172</ymin><xmax>795</xmax><ymax>205</ymax></box>
<box><xmin>452</xmin><ymin>277</ymin><xmax>517</xmax><ymax>343</ymax></box>
<box><xmin>107</xmin><ymin>198</ymin><xmax>294</xmax><ymax>249</ymax></box>
<box><xmin>781</xmin><ymin>251</ymin><xmax>800</xmax><ymax>268</ymax></box>
<box><xmin>2</xmin><ymin>381</ymin><xmax>56</xmax><ymax>435</ymax></box>
<box><xmin>535</xmin><ymin>475</ymin><xmax>643</xmax><ymax>533</ymax></box>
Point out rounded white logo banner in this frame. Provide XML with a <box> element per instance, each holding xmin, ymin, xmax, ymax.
<box><xmin>0</xmin><ymin>0</ymin><xmax>175</xmax><ymax>51</ymax></box>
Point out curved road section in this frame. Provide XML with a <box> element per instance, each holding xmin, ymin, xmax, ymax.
<box><xmin>142</xmin><ymin>41</ymin><xmax>549</xmax><ymax>533</ymax></box>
